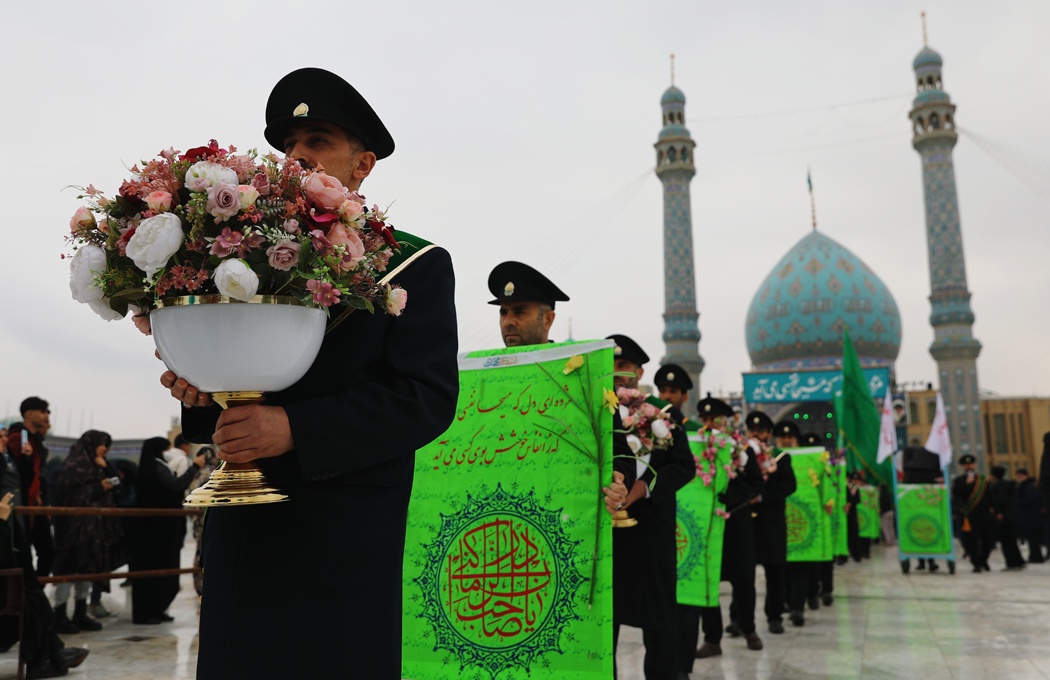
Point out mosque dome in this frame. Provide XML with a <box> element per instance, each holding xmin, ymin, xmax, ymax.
<box><xmin>661</xmin><ymin>86</ymin><xmax>686</xmax><ymax>106</ymax></box>
<box><xmin>745</xmin><ymin>230</ymin><xmax>901</xmax><ymax>370</ymax></box>
<box><xmin>913</xmin><ymin>46</ymin><xmax>943</xmax><ymax>70</ymax></box>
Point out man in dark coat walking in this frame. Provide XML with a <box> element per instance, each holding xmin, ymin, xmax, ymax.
<box><xmin>163</xmin><ymin>68</ymin><xmax>459</xmax><ymax>680</ymax></box>
<box><xmin>951</xmin><ymin>454</ymin><xmax>995</xmax><ymax>573</ymax></box>
<box><xmin>748</xmin><ymin>411</ymin><xmax>796</xmax><ymax>635</ymax></box>
<box><xmin>608</xmin><ymin>335</ymin><xmax>694</xmax><ymax>680</ymax></box>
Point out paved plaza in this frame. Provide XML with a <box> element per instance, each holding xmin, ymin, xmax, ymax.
<box><xmin>1</xmin><ymin>541</ymin><xmax>1046</xmax><ymax>679</ymax></box>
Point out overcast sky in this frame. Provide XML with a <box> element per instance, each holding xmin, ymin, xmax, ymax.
<box><xmin>1</xmin><ymin>0</ymin><xmax>1047</xmax><ymax>439</ymax></box>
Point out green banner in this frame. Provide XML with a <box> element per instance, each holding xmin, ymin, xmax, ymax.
<box><xmin>786</xmin><ymin>447</ymin><xmax>835</xmax><ymax>563</ymax></box>
<box><xmin>401</xmin><ymin>340</ymin><xmax>615</xmax><ymax>680</ymax></box>
<box><xmin>830</xmin><ymin>461</ymin><xmax>848</xmax><ymax>557</ymax></box>
<box><xmin>675</xmin><ymin>427</ymin><xmax>732</xmax><ymax>607</ymax></box>
<box><xmin>896</xmin><ymin>484</ymin><xmax>953</xmax><ymax>555</ymax></box>
<box><xmin>858</xmin><ymin>486</ymin><xmax>881</xmax><ymax>539</ymax></box>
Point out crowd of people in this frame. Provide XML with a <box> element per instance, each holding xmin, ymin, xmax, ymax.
<box><xmin>0</xmin><ymin>397</ymin><xmax>211</xmax><ymax>678</ymax></box>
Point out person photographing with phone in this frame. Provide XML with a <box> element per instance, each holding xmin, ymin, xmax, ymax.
<box><xmin>50</xmin><ymin>430</ymin><xmax>126</xmax><ymax>633</ymax></box>
<box><xmin>5</xmin><ymin>397</ymin><xmax>54</xmax><ymax>577</ymax></box>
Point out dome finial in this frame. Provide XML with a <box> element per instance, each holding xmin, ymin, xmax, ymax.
<box><xmin>921</xmin><ymin>10</ymin><xmax>928</xmax><ymax>47</ymax></box>
<box><xmin>670</xmin><ymin>52</ymin><xmax>675</xmax><ymax>86</ymax></box>
<box><xmin>807</xmin><ymin>167</ymin><xmax>818</xmax><ymax>230</ymax></box>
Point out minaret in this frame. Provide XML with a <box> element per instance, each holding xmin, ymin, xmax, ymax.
<box><xmin>908</xmin><ymin>19</ymin><xmax>984</xmax><ymax>468</ymax></box>
<box><xmin>655</xmin><ymin>56</ymin><xmax>704</xmax><ymax>415</ymax></box>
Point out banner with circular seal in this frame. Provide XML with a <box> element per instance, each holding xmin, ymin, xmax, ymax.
<box><xmin>896</xmin><ymin>484</ymin><xmax>952</xmax><ymax>555</ymax></box>
<box><xmin>402</xmin><ymin>340</ymin><xmax>616</xmax><ymax>680</ymax></box>
<box><xmin>786</xmin><ymin>448</ymin><xmax>834</xmax><ymax>563</ymax></box>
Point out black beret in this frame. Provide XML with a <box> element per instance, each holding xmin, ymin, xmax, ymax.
<box><xmin>606</xmin><ymin>335</ymin><xmax>649</xmax><ymax>366</ymax></box>
<box><xmin>989</xmin><ymin>465</ymin><xmax>1006</xmax><ymax>479</ymax></box>
<box><xmin>654</xmin><ymin>364</ymin><xmax>693</xmax><ymax>391</ymax></box>
<box><xmin>19</xmin><ymin>396</ymin><xmax>49</xmax><ymax>416</ymax></box>
<box><xmin>959</xmin><ymin>454</ymin><xmax>977</xmax><ymax>465</ymax></box>
<box><xmin>264</xmin><ymin>68</ymin><xmax>395</xmax><ymax>160</ymax></box>
<box><xmin>745</xmin><ymin>411</ymin><xmax>774</xmax><ymax>432</ymax></box>
<box><xmin>801</xmin><ymin>432</ymin><xmax>823</xmax><ymax>447</ymax></box>
<box><xmin>487</xmin><ymin>261</ymin><xmax>569</xmax><ymax>308</ymax></box>
<box><xmin>696</xmin><ymin>393</ymin><xmax>733</xmax><ymax>418</ymax></box>
<box><xmin>773</xmin><ymin>420</ymin><xmax>801</xmax><ymax>441</ymax></box>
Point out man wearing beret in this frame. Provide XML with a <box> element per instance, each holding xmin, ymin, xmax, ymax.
<box><xmin>487</xmin><ymin>262</ymin><xmax>628</xmax><ymax>514</ymax></box>
<box><xmin>654</xmin><ymin>364</ymin><xmax>692</xmax><ymax>421</ymax></box>
<box><xmin>162</xmin><ymin>68</ymin><xmax>459</xmax><ymax>679</ymax></box>
<box><xmin>607</xmin><ymin>335</ymin><xmax>694</xmax><ymax>680</ymax></box>
<box><xmin>688</xmin><ymin>396</ymin><xmax>765</xmax><ymax>663</ymax></box>
<box><xmin>952</xmin><ymin>454</ymin><xmax>994</xmax><ymax>573</ymax></box>
<box><xmin>745</xmin><ymin>411</ymin><xmax>796</xmax><ymax>635</ymax></box>
<box><xmin>488</xmin><ymin>261</ymin><xmax>569</xmax><ymax>347</ymax></box>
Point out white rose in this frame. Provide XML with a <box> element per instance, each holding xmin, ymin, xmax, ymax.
<box><xmin>185</xmin><ymin>161</ymin><xmax>239</xmax><ymax>191</ymax></box>
<box><xmin>69</xmin><ymin>245</ymin><xmax>107</xmax><ymax>303</ymax></box>
<box><xmin>618</xmin><ymin>405</ymin><xmax>630</xmax><ymax>422</ymax></box>
<box><xmin>87</xmin><ymin>298</ymin><xmax>124</xmax><ymax>322</ymax></box>
<box><xmin>126</xmin><ymin>213</ymin><xmax>185</xmax><ymax>277</ymax></box>
<box><xmin>651</xmin><ymin>418</ymin><xmax>671</xmax><ymax>441</ymax></box>
<box><xmin>737</xmin><ymin>450</ymin><xmax>749</xmax><ymax>469</ymax></box>
<box><xmin>626</xmin><ymin>435</ymin><xmax>642</xmax><ymax>455</ymax></box>
<box><xmin>214</xmin><ymin>259</ymin><xmax>259</xmax><ymax>302</ymax></box>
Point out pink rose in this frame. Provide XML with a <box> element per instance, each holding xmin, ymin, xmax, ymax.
<box><xmin>266</xmin><ymin>241</ymin><xmax>300</xmax><ymax>271</ymax></box>
<box><xmin>206</xmin><ymin>182</ymin><xmax>240</xmax><ymax>222</ymax></box>
<box><xmin>328</xmin><ymin>224</ymin><xmax>366</xmax><ymax>272</ymax></box>
<box><xmin>282</xmin><ymin>219</ymin><xmax>300</xmax><ymax>234</ymax></box>
<box><xmin>252</xmin><ymin>172</ymin><xmax>271</xmax><ymax>196</ymax></box>
<box><xmin>303</xmin><ymin>173</ymin><xmax>347</xmax><ymax>212</ymax></box>
<box><xmin>144</xmin><ymin>190</ymin><xmax>173</xmax><ymax>213</ymax></box>
<box><xmin>69</xmin><ymin>207</ymin><xmax>96</xmax><ymax>234</ymax></box>
<box><xmin>338</xmin><ymin>199</ymin><xmax>365</xmax><ymax>223</ymax></box>
<box><xmin>385</xmin><ymin>287</ymin><xmax>407</xmax><ymax>316</ymax></box>
<box><xmin>237</xmin><ymin>185</ymin><xmax>260</xmax><ymax>209</ymax></box>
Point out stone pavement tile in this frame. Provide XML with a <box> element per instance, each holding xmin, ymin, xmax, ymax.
<box><xmin>945</xmin><ymin>657</ymin><xmax>1047</xmax><ymax>680</ymax></box>
<box><xmin>860</xmin><ymin>664</ymin><xmax>954</xmax><ymax>680</ymax></box>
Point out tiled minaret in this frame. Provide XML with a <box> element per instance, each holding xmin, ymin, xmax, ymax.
<box><xmin>909</xmin><ymin>24</ymin><xmax>984</xmax><ymax>467</ymax></box>
<box><xmin>655</xmin><ymin>60</ymin><xmax>704</xmax><ymax>415</ymax></box>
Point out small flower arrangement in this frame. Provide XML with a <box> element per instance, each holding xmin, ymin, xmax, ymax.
<box><xmin>65</xmin><ymin>140</ymin><xmax>406</xmax><ymax>332</ymax></box>
<box><xmin>615</xmin><ymin>387</ymin><xmax>676</xmax><ymax>456</ymax></box>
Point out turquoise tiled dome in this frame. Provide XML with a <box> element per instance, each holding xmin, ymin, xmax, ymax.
<box><xmin>661</xmin><ymin>86</ymin><xmax>686</xmax><ymax>106</ymax></box>
<box><xmin>745</xmin><ymin>231</ymin><xmax>901</xmax><ymax>370</ymax></box>
<box><xmin>913</xmin><ymin>47</ymin><xmax>943</xmax><ymax>70</ymax></box>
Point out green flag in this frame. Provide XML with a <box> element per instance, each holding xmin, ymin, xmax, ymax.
<box><xmin>676</xmin><ymin>426</ymin><xmax>732</xmax><ymax>607</ymax></box>
<box><xmin>401</xmin><ymin>340</ymin><xmax>615</xmax><ymax>680</ymax></box>
<box><xmin>837</xmin><ymin>328</ymin><xmax>890</xmax><ymax>487</ymax></box>
<box><xmin>786</xmin><ymin>447</ymin><xmax>835</xmax><ymax>563</ymax></box>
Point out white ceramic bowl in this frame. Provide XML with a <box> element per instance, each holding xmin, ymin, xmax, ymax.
<box><xmin>150</xmin><ymin>296</ymin><xmax>327</xmax><ymax>393</ymax></box>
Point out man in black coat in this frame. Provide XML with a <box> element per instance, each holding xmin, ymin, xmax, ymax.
<box><xmin>747</xmin><ymin>412</ymin><xmax>796</xmax><ymax>635</ymax></box>
<box><xmin>1015</xmin><ymin>468</ymin><xmax>1044</xmax><ymax>563</ymax></box>
<box><xmin>689</xmin><ymin>396</ymin><xmax>766</xmax><ymax>663</ymax></box>
<box><xmin>989</xmin><ymin>466</ymin><xmax>1025</xmax><ymax>570</ymax></box>
<box><xmin>162</xmin><ymin>68</ymin><xmax>459</xmax><ymax>679</ymax></box>
<box><xmin>608</xmin><ymin>335</ymin><xmax>694</xmax><ymax>680</ymax></box>
<box><xmin>951</xmin><ymin>454</ymin><xmax>995</xmax><ymax>573</ymax></box>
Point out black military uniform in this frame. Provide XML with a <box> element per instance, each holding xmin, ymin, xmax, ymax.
<box><xmin>747</xmin><ymin>411</ymin><xmax>796</xmax><ymax>634</ymax></box>
<box><xmin>184</xmin><ymin>69</ymin><xmax>460</xmax><ymax>680</ymax></box>
<box><xmin>952</xmin><ymin>454</ymin><xmax>995</xmax><ymax>572</ymax></box>
<box><xmin>609</xmin><ymin>336</ymin><xmax>694</xmax><ymax>680</ymax></box>
<box><xmin>681</xmin><ymin>396</ymin><xmax>765</xmax><ymax>667</ymax></box>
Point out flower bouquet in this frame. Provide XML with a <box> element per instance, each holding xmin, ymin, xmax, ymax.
<box><xmin>66</xmin><ymin>140</ymin><xmax>408</xmax><ymax>505</ymax></box>
<box><xmin>613</xmin><ymin>387</ymin><xmax>677</xmax><ymax>527</ymax></box>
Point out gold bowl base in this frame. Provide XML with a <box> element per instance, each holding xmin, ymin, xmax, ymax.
<box><xmin>612</xmin><ymin>509</ymin><xmax>638</xmax><ymax>528</ymax></box>
<box><xmin>184</xmin><ymin>461</ymin><xmax>289</xmax><ymax>506</ymax></box>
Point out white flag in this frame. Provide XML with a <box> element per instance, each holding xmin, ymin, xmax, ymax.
<box><xmin>925</xmin><ymin>392</ymin><xmax>953</xmax><ymax>468</ymax></box>
<box><xmin>876</xmin><ymin>391</ymin><xmax>898</xmax><ymax>464</ymax></box>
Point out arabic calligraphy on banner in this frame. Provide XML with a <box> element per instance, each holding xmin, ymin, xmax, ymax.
<box><xmin>402</xmin><ymin>340</ymin><xmax>615</xmax><ymax>680</ymax></box>
<box><xmin>442</xmin><ymin>515</ymin><xmax>555</xmax><ymax>643</ymax></box>
<box><xmin>743</xmin><ymin>367</ymin><xmax>889</xmax><ymax>403</ymax></box>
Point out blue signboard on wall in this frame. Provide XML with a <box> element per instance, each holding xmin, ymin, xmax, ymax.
<box><xmin>743</xmin><ymin>367</ymin><xmax>889</xmax><ymax>404</ymax></box>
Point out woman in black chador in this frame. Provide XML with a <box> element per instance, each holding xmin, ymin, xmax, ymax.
<box><xmin>128</xmin><ymin>437</ymin><xmax>200</xmax><ymax>624</ymax></box>
<box><xmin>51</xmin><ymin>429</ymin><xmax>125</xmax><ymax>633</ymax></box>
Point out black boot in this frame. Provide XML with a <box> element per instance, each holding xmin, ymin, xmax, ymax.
<box><xmin>72</xmin><ymin>600</ymin><xmax>102</xmax><ymax>632</ymax></box>
<box><xmin>53</xmin><ymin>603</ymin><xmax>79</xmax><ymax>635</ymax></box>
